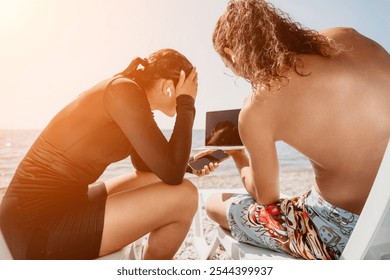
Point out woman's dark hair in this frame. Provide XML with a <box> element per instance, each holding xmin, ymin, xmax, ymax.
<box><xmin>117</xmin><ymin>48</ymin><xmax>193</xmax><ymax>90</ymax></box>
<box><xmin>213</xmin><ymin>0</ymin><xmax>342</xmax><ymax>90</ymax></box>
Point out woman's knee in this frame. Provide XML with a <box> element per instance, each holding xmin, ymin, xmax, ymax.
<box><xmin>174</xmin><ymin>179</ymin><xmax>199</xmax><ymax>217</ymax></box>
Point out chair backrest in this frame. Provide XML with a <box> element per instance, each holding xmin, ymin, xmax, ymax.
<box><xmin>340</xmin><ymin>139</ymin><xmax>390</xmax><ymax>260</ymax></box>
<box><xmin>1</xmin><ymin>190</ymin><xmax>13</xmax><ymax>259</ymax></box>
<box><xmin>0</xmin><ymin>229</ymin><xmax>13</xmax><ymax>260</ymax></box>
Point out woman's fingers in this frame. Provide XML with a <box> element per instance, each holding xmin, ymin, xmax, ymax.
<box><xmin>175</xmin><ymin>67</ymin><xmax>198</xmax><ymax>99</ymax></box>
<box><xmin>197</xmin><ymin>162</ymin><xmax>219</xmax><ymax>177</ymax></box>
<box><xmin>207</xmin><ymin>162</ymin><xmax>218</xmax><ymax>172</ymax></box>
<box><xmin>188</xmin><ymin>67</ymin><xmax>197</xmax><ymax>81</ymax></box>
<box><xmin>176</xmin><ymin>70</ymin><xmax>186</xmax><ymax>89</ymax></box>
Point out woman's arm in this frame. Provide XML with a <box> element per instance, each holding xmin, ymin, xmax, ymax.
<box><xmin>103</xmin><ymin>78</ymin><xmax>195</xmax><ymax>185</ymax></box>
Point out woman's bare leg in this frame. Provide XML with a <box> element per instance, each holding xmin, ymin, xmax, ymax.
<box><xmin>99</xmin><ymin>178</ymin><xmax>198</xmax><ymax>259</ymax></box>
<box><xmin>104</xmin><ymin>171</ymin><xmax>161</xmax><ymax>195</ymax></box>
<box><xmin>205</xmin><ymin>193</ymin><xmax>235</xmax><ymax>230</ymax></box>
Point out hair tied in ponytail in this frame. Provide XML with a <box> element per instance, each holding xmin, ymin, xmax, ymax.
<box><xmin>117</xmin><ymin>49</ymin><xmax>193</xmax><ymax>89</ymax></box>
<box><xmin>122</xmin><ymin>57</ymin><xmax>148</xmax><ymax>78</ymax></box>
<box><xmin>140</xmin><ymin>58</ymin><xmax>149</xmax><ymax>69</ymax></box>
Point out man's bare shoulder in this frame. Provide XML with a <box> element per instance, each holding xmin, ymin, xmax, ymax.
<box><xmin>240</xmin><ymin>94</ymin><xmax>256</xmax><ymax>126</ymax></box>
<box><xmin>320</xmin><ymin>27</ymin><xmax>357</xmax><ymax>37</ymax></box>
<box><xmin>320</xmin><ymin>27</ymin><xmax>366</xmax><ymax>43</ymax></box>
<box><xmin>320</xmin><ymin>27</ymin><xmax>386</xmax><ymax>53</ymax></box>
<box><xmin>240</xmin><ymin>91</ymin><xmax>276</xmax><ymax>137</ymax></box>
<box><xmin>241</xmin><ymin>91</ymin><xmax>269</xmax><ymax>121</ymax></box>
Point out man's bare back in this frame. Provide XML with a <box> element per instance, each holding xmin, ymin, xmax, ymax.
<box><xmin>241</xmin><ymin>27</ymin><xmax>390</xmax><ymax>214</ymax></box>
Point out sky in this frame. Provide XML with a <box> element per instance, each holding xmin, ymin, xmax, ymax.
<box><xmin>0</xmin><ymin>0</ymin><xmax>389</xmax><ymax>130</ymax></box>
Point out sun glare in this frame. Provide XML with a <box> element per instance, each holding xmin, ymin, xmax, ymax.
<box><xmin>0</xmin><ymin>1</ymin><xmax>35</xmax><ymax>36</ymax></box>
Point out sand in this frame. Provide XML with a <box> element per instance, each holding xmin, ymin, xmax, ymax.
<box><xmin>174</xmin><ymin>169</ymin><xmax>315</xmax><ymax>260</ymax></box>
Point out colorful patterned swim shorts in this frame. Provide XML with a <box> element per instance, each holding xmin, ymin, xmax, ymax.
<box><xmin>226</xmin><ymin>188</ymin><xmax>359</xmax><ymax>259</ymax></box>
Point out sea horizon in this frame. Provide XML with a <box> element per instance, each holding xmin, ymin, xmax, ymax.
<box><xmin>0</xmin><ymin>129</ymin><xmax>311</xmax><ymax>188</ymax></box>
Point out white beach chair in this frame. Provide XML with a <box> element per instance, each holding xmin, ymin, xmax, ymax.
<box><xmin>340</xmin><ymin>139</ymin><xmax>390</xmax><ymax>260</ymax></box>
<box><xmin>95</xmin><ymin>237</ymin><xmax>146</xmax><ymax>260</ymax></box>
<box><xmin>194</xmin><ymin>139</ymin><xmax>390</xmax><ymax>260</ymax></box>
<box><xmin>0</xmin><ymin>229</ymin><xmax>144</xmax><ymax>260</ymax></box>
<box><xmin>0</xmin><ymin>229</ymin><xmax>12</xmax><ymax>260</ymax></box>
<box><xmin>0</xmin><ymin>191</ymin><xmax>13</xmax><ymax>260</ymax></box>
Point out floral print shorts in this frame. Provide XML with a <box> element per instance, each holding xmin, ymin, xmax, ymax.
<box><xmin>226</xmin><ymin>188</ymin><xmax>359</xmax><ymax>259</ymax></box>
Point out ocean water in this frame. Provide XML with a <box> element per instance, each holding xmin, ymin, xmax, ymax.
<box><xmin>0</xmin><ymin>129</ymin><xmax>311</xmax><ymax>187</ymax></box>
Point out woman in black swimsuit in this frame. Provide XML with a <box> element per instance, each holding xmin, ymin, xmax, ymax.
<box><xmin>0</xmin><ymin>49</ymin><xmax>206</xmax><ymax>259</ymax></box>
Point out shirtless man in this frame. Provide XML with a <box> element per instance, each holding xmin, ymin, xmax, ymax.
<box><xmin>207</xmin><ymin>0</ymin><xmax>390</xmax><ymax>259</ymax></box>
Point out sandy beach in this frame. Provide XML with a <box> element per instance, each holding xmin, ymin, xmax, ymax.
<box><xmin>174</xmin><ymin>169</ymin><xmax>315</xmax><ymax>260</ymax></box>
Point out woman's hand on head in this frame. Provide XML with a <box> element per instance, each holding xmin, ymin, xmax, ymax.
<box><xmin>175</xmin><ymin>67</ymin><xmax>198</xmax><ymax>100</ymax></box>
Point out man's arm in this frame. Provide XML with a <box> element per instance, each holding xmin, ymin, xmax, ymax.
<box><xmin>228</xmin><ymin>150</ymin><xmax>254</xmax><ymax>197</ymax></box>
<box><xmin>234</xmin><ymin>102</ymin><xmax>280</xmax><ymax>205</ymax></box>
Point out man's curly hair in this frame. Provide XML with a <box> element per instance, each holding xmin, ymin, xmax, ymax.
<box><xmin>213</xmin><ymin>0</ymin><xmax>342</xmax><ymax>90</ymax></box>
